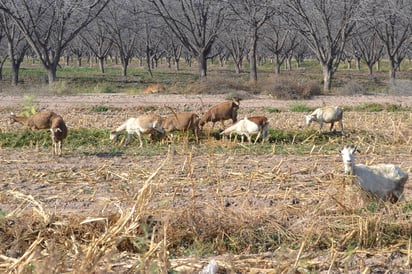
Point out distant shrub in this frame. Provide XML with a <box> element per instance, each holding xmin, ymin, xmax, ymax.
<box><xmin>266</xmin><ymin>107</ymin><xmax>281</xmax><ymax>113</ymax></box>
<box><xmin>338</xmin><ymin>81</ymin><xmax>367</xmax><ymax>96</ymax></box>
<box><xmin>92</xmin><ymin>105</ymin><xmax>110</xmax><ymax>112</ymax></box>
<box><xmin>385</xmin><ymin>104</ymin><xmax>400</xmax><ymax>112</ymax></box>
<box><xmin>184</xmin><ymin>76</ymin><xmax>253</xmax><ymax>97</ymax></box>
<box><xmin>52</xmin><ymin>80</ymin><xmax>71</xmax><ymax>95</ymax></box>
<box><xmin>354</xmin><ymin>103</ymin><xmax>384</xmax><ymax>112</ymax></box>
<box><xmin>261</xmin><ymin>76</ymin><xmax>321</xmax><ymax>100</ymax></box>
<box><xmin>94</xmin><ymin>83</ymin><xmax>115</xmax><ymax>93</ymax></box>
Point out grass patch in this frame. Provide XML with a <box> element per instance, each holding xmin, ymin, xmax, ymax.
<box><xmin>350</xmin><ymin>103</ymin><xmax>411</xmax><ymax>112</ymax></box>
<box><xmin>92</xmin><ymin>105</ymin><xmax>110</xmax><ymax>112</ymax></box>
<box><xmin>289</xmin><ymin>103</ymin><xmax>311</xmax><ymax>113</ymax></box>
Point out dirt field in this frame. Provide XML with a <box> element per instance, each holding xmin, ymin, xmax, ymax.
<box><xmin>1</xmin><ymin>93</ymin><xmax>412</xmax><ymax>273</ymax></box>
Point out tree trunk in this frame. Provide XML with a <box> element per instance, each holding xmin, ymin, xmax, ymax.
<box><xmin>234</xmin><ymin>62</ymin><xmax>241</xmax><ymax>74</ymax></box>
<box><xmin>367</xmin><ymin>64</ymin><xmax>373</xmax><ymax>77</ymax></box>
<box><xmin>274</xmin><ymin>55</ymin><xmax>281</xmax><ymax>74</ymax></box>
<box><xmin>388</xmin><ymin>57</ymin><xmax>396</xmax><ymax>83</ymax></box>
<box><xmin>0</xmin><ymin>58</ymin><xmax>7</xmax><ymax>81</ymax></box>
<box><xmin>322</xmin><ymin>64</ymin><xmax>333</xmax><ymax>92</ymax></box>
<box><xmin>121</xmin><ymin>64</ymin><xmax>127</xmax><ymax>77</ymax></box>
<box><xmin>11</xmin><ymin>62</ymin><xmax>19</xmax><ymax>86</ymax></box>
<box><xmin>120</xmin><ymin>56</ymin><xmax>128</xmax><ymax>77</ymax></box>
<box><xmin>355</xmin><ymin>57</ymin><xmax>361</xmax><ymax>70</ymax></box>
<box><xmin>376</xmin><ymin>60</ymin><xmax>380</xmax><ymax>71</ymax></box>
<box><xmin>98</xmin><ymin>57</ymin><xmax>105</xmax><ymax>73</ymax></box>
<box><xmin>198</xmin><ymin>51</ymin><xmax>207</xmax><ymax>79</ymax></box>
<box><xmin>47</xmin><ymin>67</ymin><xmax>57</xmax><ymax>84</ymax></box>
<box><xmin>249</xmin><ymin>34</ymin><xmax>257</xmax><ymax>83</ymax></box>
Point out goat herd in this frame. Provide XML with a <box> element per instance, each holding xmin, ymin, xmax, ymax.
<box><xmin>8</xmin><ymin>99</ymin><xmax>409</xmax><ymax>203</ymax></box>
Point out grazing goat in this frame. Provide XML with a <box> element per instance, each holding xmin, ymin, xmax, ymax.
<box><xmin>110</xmin><ymin>114</ymin><xmax>164</xmax><ymax>147</ymax></box>
<box><xmin>199</xmin><ymin>99</ymin><xmax>240</xmax><ymax>130</ymax></box>
<box><xmin>50</xmin><ymin>115</ymin><xmax>68</xmax><ymax>156</ymax></box>
<box><xmin>247</xmin><ymin>116</ymin><xmax>269</xmax><ymax>144</ymax></box>
<box><xmin>161</xmin><ymin>112</ymin><xmax>200</xmax><ymax>142</ymax></box>
<box><xmin>220</xmin><ymin>117</ymin><xmax>260</xmax><ymax>144</ymax></box>
<box><xmin>340</xmin><ymin>144</ymin><xmax>408</xmax><ymax>203</ymax></box>
<box><xmin>305</xmin><ymin>106</ymin><xmax>343</xmax><ymax>132</ymax></box>
<box><xmin>9</xmin><ymin>111</ymin><xmax>59</xmax><ymax>130</ymax></box>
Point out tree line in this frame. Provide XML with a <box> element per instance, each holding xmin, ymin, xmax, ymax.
<box><xmin>0</xmin><ymin>0</ymin><xmax>411</xmax><ymax>92</ymax></box>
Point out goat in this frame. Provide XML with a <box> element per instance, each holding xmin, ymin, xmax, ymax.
<box><xmin>50</xmin><ymin>115</ymin><xmax>68</xmax><ymax>156</ymax></box>
<box><xmin>161</xmin><ymin>112</ymin><xmax>200</xmax><ymax>143</ymax></box>
<box><xmin>199</xmin><ymin>99</ymin><xmax>240</xmax><ymax>130</ymax></box>
<box><xmin>110</xmin><ymin>114</ymin><xmax>164</xmax><ymax>147</ymax></box>
<box><xmin>305</xmin><ymin>106</ymin><xmax>343</xmax><ymax>132</ymax></box>
<box><xmin>220</xmin><ymin>117</ymin><xmax>260</xmax><ymax>144</ymax></box>
<box><xmin>340</xmin><ymin>144</ymin><xmax>408</xmax><ymax>203</ymax></box>
<box><xmin>9</xmin><ymin>111</ymin><xmax>59</xmax><ymax>130</ymax></box>
<box><xmin>247</xmin><ymin>116</ymin><xmax>269</xmax><ymax>144</ymax></box>
<box><xmin>143</xmin><ymin>84</ymin><xmax>165</xmax><ymax>94</ymax></box>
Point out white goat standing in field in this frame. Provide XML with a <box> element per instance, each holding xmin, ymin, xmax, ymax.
<box><xmin>220</xmin><ymin>117</ymin><xmax>260</xmax><ymax>144</ymax></box>
<box><xmin>340</xmin><ymin>144</ymin><xmax>408</xmax><ymax>203</ymax></box>
<box><xmin>305</xmin><ymin>106</ymin><xmax>343</xmax><ymax>132</ymax></box>
<box><xmin>110</xmin><ymin>114</ymin><xmax>164</xmax><ymax>147</ymax></box>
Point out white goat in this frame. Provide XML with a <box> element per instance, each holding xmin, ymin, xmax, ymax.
<box><xmin>247</xmin><ymin>116</ymin><xmax>269</xmax><ymax>144</ymax></box>
<box><xmin>110</xmin><ymin>114</ymin><xmax>164</xmax><ymax>147</ymax></box>
<box><xmin>220</xmin><ymin>117</ymin><xmax>260</xmax><ymax>144</ymax></box>
<box><xmin>340</xmin><ymin>144</ymin><xmax>408</xmax><ymax>203</ymax></box>
<box><xmin>305</xmin><ymin>106</ymin><xmax>343</xmax><ymax>132</ymax></box>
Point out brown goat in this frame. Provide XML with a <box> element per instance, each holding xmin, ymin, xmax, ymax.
<box><xmin>162</xmin><ymin>112</ymin><xmax>200</xmax><ymax>142</ymax></box>
<box><xmin>199</xmin><ymin>99</ymin><xmax>240</xmax><ymax>130</ymax></box>
<box><xmin>50</xmin><ymin>115</ymin><xmax>68</xmax><ymax>156</ymax></box>
<box><xmin>9</xmin><ymin>111</ymin><xmax>59</xmax><ymax>130</ymax></box>
<box><xmin>247</xmin><ymin>116</ymin><xmax>269</xmax><ymax>143</ymax></box>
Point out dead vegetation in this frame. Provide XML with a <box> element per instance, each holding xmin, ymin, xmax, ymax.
<box><xmin>1</xmin><ymin>98</ymin><xmax>412</xmax><ymax>273</ymax></box>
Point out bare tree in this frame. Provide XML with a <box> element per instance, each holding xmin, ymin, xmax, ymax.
<box><xmin>351</xmin><ymin>29</ymin><xmax>384</xmax><ymax>77</ymax></box>
<box><xmin>219</xmin><ymin>24</ymin><xmax>248</xmax><ymax>74</ymax></box>
<box><xmin>292</xmin><ymin>38</ymin><xmax>309</xmax><ymax>68</ymax></box>
<box><xmin>80</xmin><ymin>18</ymin><xmax>113</xmax><ymax>74</ymax></box>
<box><xmin>361</xmin><ymin>0</ymin><xmax>412</xmax><ymax>82</ymax></box>
<box><xmin>102</xmin><ymin>0</ymin><xmax>138</xmax><ymax>78</ymax></box>
<box><xmin>147</xmin><ymin>0</ymin><xmax>226</xmax><ymax>80</ymax></box>
<box><xmin>0</xmin><ymin>24</ymin><xmax>7</xmax><ymax>82</ymax></box>
<box><xmin>226</xmin><ymin>0</ymin><xmax>277</xmax><ymax>83</ymax></box>
<box><xmin>262</xmin><ymin>16</ymin><xmax>299</xmax><ymax>74</ymax></box>
<box><xmin>282</xmin><ymin>0</ymin><xmax>359</xmax><ymax>92</ymax></box>
<box><xmin>0</xmin><ymin>0</ymin><xmax>110</xmax><ymax>85</ymax></box>
<box><xmin>164</xmin><ymin>33</ymin><xmax>183</xmax><ymax>70</ymax></box>
<box><xmin>67</xmin><ymin>36</ymin><xmax>89</xmax><ymax>67</ymax></box>
<box><xmin>0</xmin><ymin>10</ymin><xmax>30</xmax><ymax>85</ymax></box>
